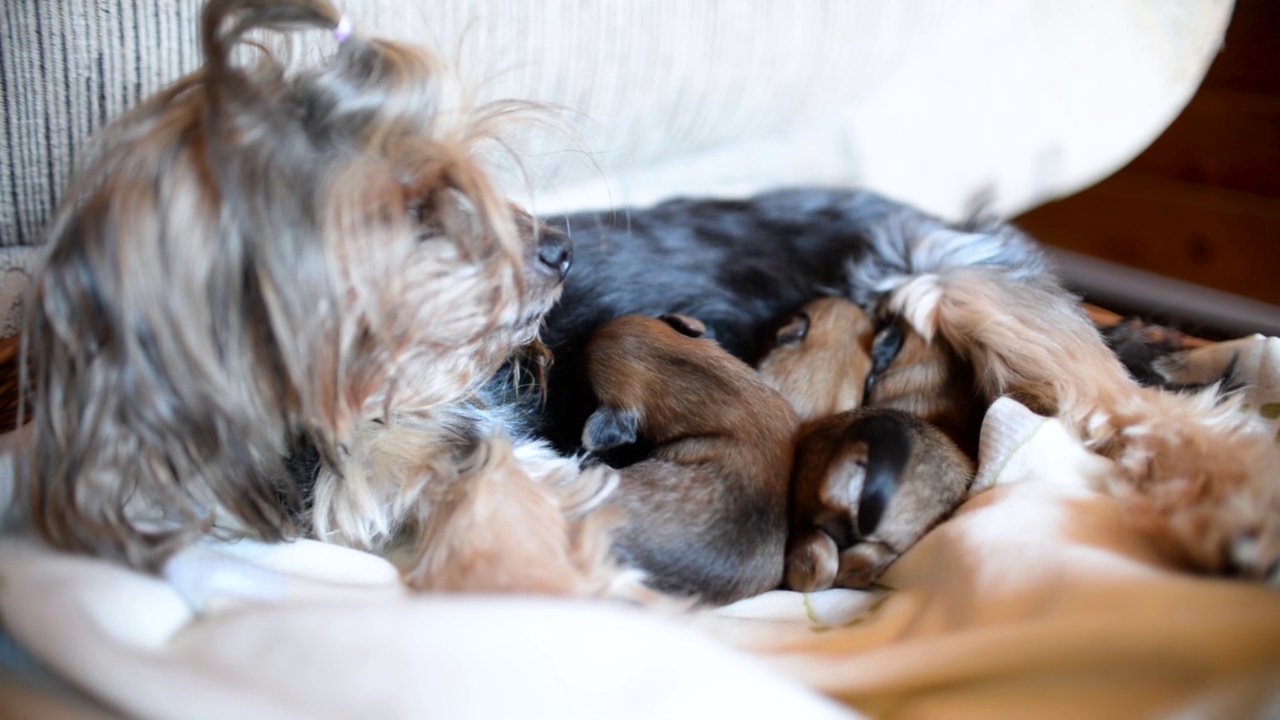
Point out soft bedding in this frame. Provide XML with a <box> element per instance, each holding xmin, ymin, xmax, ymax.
<box><xmin>1</xmin><ymin>336</ymin><xmax>1278</xmax><ymax>719</ymax></box>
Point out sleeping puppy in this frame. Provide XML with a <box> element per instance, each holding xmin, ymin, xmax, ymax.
<box><xmin>581</xmin><ymin>314</ymin><xmax>799</xmax><ymax>605</ymax></box>
<box><xmin>756</xmin><ymin>295</ymin><xmax>982</xmax><ymax>457</ymax></box>
<box><xmin>755</xmin><ymin>296</ymin><xmax>877</xmax><ymax>423</ymax></box>
<box><xmin>755</xmin><ymin>296</ymin><xmax>974</xmax><ymax>590</ymax></box>
<box><xmin>784</xmin><ymin>408</ymin><xmax>974</xmax><ymax>592</ymax></box>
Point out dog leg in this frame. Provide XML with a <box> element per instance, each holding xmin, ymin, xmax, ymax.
<box><xmin>402</xmin><ymin>436</ymin><xmax>631</xmax><ymax>596</ymax></box>
<box><xmin>890</xmin><ymin>268</ymin><xmax>1280</xmax><ymax>580</ymax></box>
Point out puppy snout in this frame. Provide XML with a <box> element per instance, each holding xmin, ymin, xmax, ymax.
<box><xmin>536</xmin><ymin>232</ymin><xmax>573</xmax><ymax>280</ymax></box>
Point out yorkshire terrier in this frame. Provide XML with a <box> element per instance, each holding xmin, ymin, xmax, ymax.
<box><xmin>17</xmin><ymin>0</ymin><xmax>632</xmax><ymax>597</ymax></box>
<box><xmin>580</xmin><ymin>314</ymin><xmax>798</xmax><ymax>605</ymax></box>
<box><xmin>755</xmin><ymin>296</ymin><xmax>877</xmax><ymax>423</ymax></box>
<box><xmin>535</xmin><ymin>189</ymin><xmax>1048</xmax><ymax>453</ymax></box>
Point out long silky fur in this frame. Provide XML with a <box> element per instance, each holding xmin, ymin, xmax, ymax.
<box><xmin>886</xmin><ymin>267</ymin><xmax>1280</xmax><ymax>580</ymax></box>
<box><xmin>21</xmin><ymin>0</ymin><xmax>632</xmax><ymax>596</ymax></box>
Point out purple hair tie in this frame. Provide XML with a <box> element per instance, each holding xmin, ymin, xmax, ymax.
<box><xmin>334</xmin><ymin>16</ymin><xmax>353</xmax><ymax>43</ymax></box>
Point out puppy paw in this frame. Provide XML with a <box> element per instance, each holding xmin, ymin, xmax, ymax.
<box><xmin>784</xmin><ymin>530</ymin><xmax>838</xmax><ymax>592</ymax></box>
<box><xmin>834</xmin><ymin>542</ymin><xmax>898</xmax><ymax>589</ymax></box>
<box><xmin>582</xmin><ymin>405</ymin><xmax>640</xmax><ymax>453</ymax></box>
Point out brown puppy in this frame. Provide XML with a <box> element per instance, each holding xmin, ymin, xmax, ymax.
<box><xmin>582</xmin><ymin>314</ymin><xmax>799</xmax><ymax>605</ymax></box>
<box><xmin>756</xmin><ymin>296</ymin><xmax>975</xmax><ymax>590</ymax></box>
<box><xmin>758</xmin><ymin>297</ymin><xmax>981</xmax><ymax>456</ymax></box>
<box><xmin>756</xmin><ymin>297</ymin><xmax>876</xmax><ymax>422</ymax></box>
<box><xmin>784</xmin><ymin>408</ymin><xmax>974</xmax><ymax>591</ymax></box>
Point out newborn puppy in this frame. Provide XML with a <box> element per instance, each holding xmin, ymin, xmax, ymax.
<box><xmin>784</xmin><ymin>408</ymin><xmax>974</xmax><ymax>591</ymax></box>
<box><xmin>754</xmin><ymin>296</ymin><xmax>974</xmax><ymax>591</ymax></box>
<box><xmin>757</xmin><ymin>296</ymin><xmax>982</xmax><ymax>457</ymax></box>
<box><xmin>582</xmin><ymin>314</ymin><xmax>799</xmax><ymax>605</ymax></box>
<box><xmin>756</xmin><ymin>296</ymin><xmax>876</xmax><ymax>423</ymax></box>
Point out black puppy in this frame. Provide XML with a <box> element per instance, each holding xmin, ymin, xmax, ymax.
<box><xmin>535</xmin><ymin>188</ymin><xmax>1049</xmax><ymax>451</ymax></box>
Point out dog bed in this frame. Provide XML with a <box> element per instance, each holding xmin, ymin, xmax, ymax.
<box><xmin>1</xmin><ymin>333</ymin><xmax>1276</xmax><ymax>719</ymax></box>
<box><xmin>2</xmin><ymin>2</ymin><xmax>1271</xmax><ymax>717</ymax></box>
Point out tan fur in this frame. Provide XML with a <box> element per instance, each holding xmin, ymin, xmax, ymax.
<box><xmin>784</xmin><ymin>409</ymin><xmax>973</xmax><ymax>591</ymax></box>
<box><xmin>864</xmin><ymin>320</ymin><xmax>984</xmax><ymax>457</ymax></box>
<box><xmin>19</xmin><ymin>0</ymin><xmax>636</xmax><ymax>598</ymax></box>
<box><xmin>755</xmin><ymin>297</ymin><xmax>974</xmax><ymax>591</ymax></box>
<box><xmin>582</xmin><ymin>315</ymin><xmax>799</xmax><ymax>604</ymax></box>
<box><xmin>757</xmin><ymin>297</ymin><xmax>875</xmax><ymax>422</ymax></box>
<box><xmin>887</xmin><ymin>268</ymin><xmax>1280</xmax><ymax>581</ymax></box>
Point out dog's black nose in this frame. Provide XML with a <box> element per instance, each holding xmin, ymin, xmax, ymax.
<box><xmin>536</xmin><ymin>232</ymin><xmax>573</xmax><ymax>280</ymax></box>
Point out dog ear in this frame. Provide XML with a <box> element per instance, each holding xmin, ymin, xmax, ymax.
<box><xmin>659</xmin><ymin>314</ymin><xmax>706</xmax><ymax>338</ymax></box>
<box><xmin>583</xmin><ymin>405</ymin><xmax>641</xmax><ymax>453</ymax></box>
<box><xmin>774</xmin><ymin>312</ymin><xmax>811</xmax><ymax>347</ymax></box>
<box><xmin>848</xmin><ymin>412</ymin><xmax>913</xmax><ymax>538</ymax></box>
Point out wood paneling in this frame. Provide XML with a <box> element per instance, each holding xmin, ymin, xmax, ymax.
<box><xmin>1018</xmin><ymin>174</ymin><xmax>1280</xmax><ymax>305</ymax></box>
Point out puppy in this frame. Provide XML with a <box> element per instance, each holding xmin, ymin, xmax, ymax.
<box><xmin>883</xmin><ymin>267</ymin><xmax>1280</xmax><ymax>581</ymax></box>
<box><xmin>754</xmin><ymin>296</ymin><xmax>974</xmax><ymax>590</ymax></box>
<box><xmin>757</xmin><ymin>296</ymin><xmax>984</xmax><ymax>457</ymax></box>
<box><xmin>581</xmin><ymin>314</ymin><xmax>798</xmax><ymax>605</ymax></box>
<box><xmin>537</xmin><ymin>189</ymin><xmax>1050</xmax><ymax>453</ymax></box>
<box><xmin>755</xmin><ymin>296</ymin><xmax>876</xmax><ymax>423</ymax></box>
<box><xmin>784</xmin><ymin>409</ymin><xmax>974</xmax><ymax>592</ymax></box>
<box><xmin>19</xmin><ymin>0</ymin><xmax>628</xmax><ymax>598</ymax></box>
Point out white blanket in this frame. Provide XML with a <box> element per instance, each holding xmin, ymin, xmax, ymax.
<box><xmin>2</xmin><ymin>337</ymin><xmax>1279</xmax><ymax>719</ymax></box>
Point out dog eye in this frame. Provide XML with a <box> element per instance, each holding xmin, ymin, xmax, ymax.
<box><xmin>660</xmin><ymin>314</ymin><xmax>707</xmax><ymax>338</ymax></box>
<box><xmin>774</xmin><ymin>312</ymin><xmax>810</xmax><ymax>346</ymax></box>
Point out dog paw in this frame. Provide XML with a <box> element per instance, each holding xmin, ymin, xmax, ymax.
<box><xmin>834</xmin><ymin>542</ymin><xmax>898</xmax><ymax>590</ymax></box>
<box><xmin>784</xmin><ymin>530</ymin><xmax>838</xmax><ymax>592</ymax></box>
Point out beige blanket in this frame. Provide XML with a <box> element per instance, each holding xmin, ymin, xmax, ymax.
<box><xmin>2</xmin><ymin>336</ymin><xmax>1278</xmax><ymax>719</ymax></box>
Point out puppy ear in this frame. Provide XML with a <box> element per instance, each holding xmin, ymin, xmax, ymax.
<box><xmin>774</xmin><ymin>312</ymin><xmax>811</xmax><ymax>347</ymax></box>
<box><xmin>848</xmin><ymin>412</ymin><xmax>913</xmax><ymax>537</ymax></box>
<box><xmin>583</xmin><ymin>405</ymin><xmax>641</xmax><ymax>453</ymax></box>
<box><xmin>659</xmin><ymin>314</ymin><xmax>706</xmax><ymax>338</ymax></box>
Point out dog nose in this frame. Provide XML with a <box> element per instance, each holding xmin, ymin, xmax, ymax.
<box><xmin>536</xmin><ymin>232</ymin><xmax>573</xmax><ymax>280</ymax></box>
